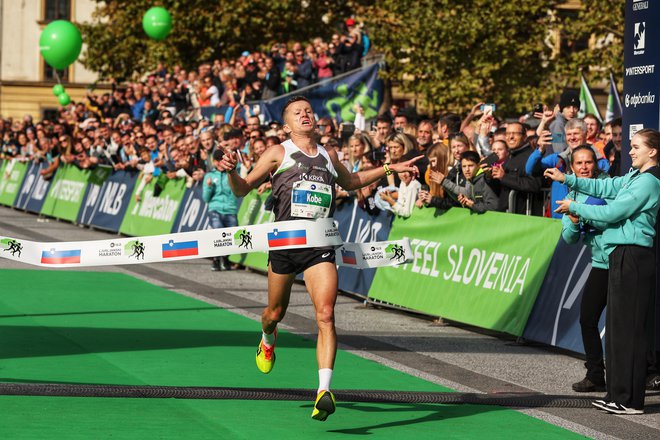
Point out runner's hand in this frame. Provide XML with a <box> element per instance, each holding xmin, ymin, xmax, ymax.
<box><xmin>218</xmin><ymin>149</ymin><xmax>238</xmax><ymax>172</ymax></box>
<box><xmin>391</xmin><ymin>155</ymin><xmax>423</xmax><ymax>178</ymax></box>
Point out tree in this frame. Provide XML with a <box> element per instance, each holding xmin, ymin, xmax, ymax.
<box><xmin>552</xmin><ymin>0</ymin><xmax>624</xmax><ymax>90</ymax></box>
<box><xmin>359</xmin><ymin>0</ymin><xmax>561</xmax><ymax>116</ymax></box>
<box><xmin>79</xmin><ymin>0</ymin><xmax>362</xmax><ymax>81</ymax></box>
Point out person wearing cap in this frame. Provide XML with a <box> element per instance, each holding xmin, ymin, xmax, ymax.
<box><xmin>548</xmin><ymin>90</ymin><xmax>580</xmax><ymax>153</ymax></box>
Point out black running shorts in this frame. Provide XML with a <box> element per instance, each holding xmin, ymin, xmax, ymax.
<box><xmin>268</xmin><ymin>247</ymin><xmax>336</xmax><ymax>275</ymax></box>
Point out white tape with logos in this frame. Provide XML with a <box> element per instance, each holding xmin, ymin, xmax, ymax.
<box><xmin>0</xmin><ymin>218</ymin><xmax>412</xmax><ymax>269</ymax></box>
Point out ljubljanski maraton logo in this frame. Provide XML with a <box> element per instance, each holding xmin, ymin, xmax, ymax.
<box><xmin>1</xmin><ymin>238</ymin><xmax>23</xmax><ymax>258</ymax></box>
<box><xmin>235</xmin><ymin>229</ymin><xmax>253</xmax><ymax>249</ymax></box>
<box><xmin>386</xmin><ymin>244</ymin><xmax>406</xmax><ymax>263</ymax></box>
<box><xmin>634</xmin><ymin>22</ymin><xmax>645</xmax><ymax>55</ymax></box>
<box><xmin>125</xmin><ymin>240</ymin><xmax>145</xmax><ymax>260</ymax></box>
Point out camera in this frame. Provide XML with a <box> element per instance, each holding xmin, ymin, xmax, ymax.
<box><xmin>367</xmin><ymin>148</ymin><xmax>386</xmax><ymax>164</ymax></box>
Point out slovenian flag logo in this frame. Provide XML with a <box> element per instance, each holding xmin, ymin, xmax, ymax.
<box><xmin>267</xmin><ymin>229</ymin><xmax>307</xmax><ymax>248</ymax></box>
<box><xmin>341</xmin><ymin>249</ymin><xmax>357</xmax><ymax>265</ymax></box>
<box><xmin>41</xmin><ymin>249</ymin><xmax>81</xmax><ymax>265</ymax></box>
<box><xmin>162</xmin><ymin>240</ymin><xmax>199</xmax><ymax>258</ymax></box>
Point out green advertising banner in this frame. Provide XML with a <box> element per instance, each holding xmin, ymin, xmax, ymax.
<box><xmin>368</xmin><ymin>208</ymin><xmax>562</xmax><ymax>336</ymax></box>
<box><xmin>119</xmin><ymin>175</ymin><xmax>187</xmax><ymax>236</ymax></box>
<box><xmin>40</xmin><ymin>164</ymin><xmax>94</xmax><ymax>222</ymax></box>
<box><xmin>0</xmin><ymin>160</ymin><xmax>29</xmax><ymax>206</ymax></box>
<box><xmin>228</xmin><ymin>189</ymin><xmax>275</xmax><ymax>270</ymax></box>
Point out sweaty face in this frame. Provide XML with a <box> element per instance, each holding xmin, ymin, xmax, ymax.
<box><xmin>571</xmin><ymin>150</ymin><xmax>596</xmax><ymax>178</ymax></box>
<box><xmin>284</xmin><ymin>101</ymin><xmax>315</xmax><ymax>134</ymax></box>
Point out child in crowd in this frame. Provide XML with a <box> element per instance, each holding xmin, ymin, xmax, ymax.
<box><xmin>203</xmin><ymin>149</ymin><xmax>239</xmax><ymax>271</ymax></box>
<box><xmin>437</xmin><ymin>150</ymin><xmax>498</xmax><ymax>213</ymax></box>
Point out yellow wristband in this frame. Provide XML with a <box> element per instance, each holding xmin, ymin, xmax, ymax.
<box><xmin>383</xmin><ymin>163</ymin><xmax>393</xmax><ymax>176</ymax></box>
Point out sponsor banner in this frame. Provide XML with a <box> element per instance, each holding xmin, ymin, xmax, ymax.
<box><xmin>119</xmin><ymin>175</ymin><xmax>187</xmax><ymax>236</ymax></box>
<box><xmin>14</xmin><ymin>162</ymin><xmax>53</xmax><ymax>213</ymax></box>
<box><xmin>80</xmin><ymin>170</ymin><xmax>138</xmax><ymax>231</ymax></box>
<box><xmin>0</xmin><ymin>159</ymin><xmax>29</xmax><ymax>206</ymax></box>
<box><xmin>622</xmin><ymin>0</ymin><xmax>660</xmax><ymax>172</ymax></box>
<box><xmin>40</xmin><ymin>164</ymin><xmax>97</xmax><ymax>222</ymax></box>
<box><xmin>228</xmin><ymin>189</ymin><xmax>275</xmax><ymax>270</ymax></box>
<box><xmin>522</xmin><ymin>239</ymin><xmax>605</xmax><ymax>354</ymax></box>
<box><xmin>367</xmin><ymin>208</ymin><xmax>562</xmax><ymax>336</ymax></box>
<box><xmin>0</xmin><ymin>218</ymin><xmax>411</xmax><ymax>271</ymax></box>
<box><xmin>75</xmin><ymin>166</ymin><xmax>113</xmax><ymax>226</ymax></box>
<box><xmin>259</xmin><ymin>63</ymin><xmax>383</xmax><ymax>124</ymax></box>
<box><xmin>171</xmin><ymin>181</ymin><xmax>211</xmax><ymax>233</ymax></box>
<box><xmin>334</xmin><ymin>198</ymin><xmax>394</xmax><ymax>297</ymax></box>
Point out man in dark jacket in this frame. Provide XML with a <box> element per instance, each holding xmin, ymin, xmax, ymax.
<box><xmin>491</xmin><ymin>122</ymin><xmax>544</xmax><ymax>215</ymax></box>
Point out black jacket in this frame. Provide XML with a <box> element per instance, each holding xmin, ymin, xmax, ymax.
<box><xmin>498</xmin><ymin>143</ymin><xmax>544</xmax><ymax>215</ymax></box>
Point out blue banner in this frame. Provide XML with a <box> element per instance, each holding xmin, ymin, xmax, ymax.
<box><xmin>522</xmin><ymin>239</ymin><xmax>605</xmax><ymax>354</ymax></box>
<box><xmin>171</xmin><ymin>182</ymin><xmax>211</xmax><ymax>233</ymax></box>
<box><xmin>622</xmin><ymin>0</ymin><xmax>660</xmax><ymax>171</ymax></box>
<box><xmin>259</xmin><ymin>63</ymin><xmax>383</xmax><ymax>124</ymax></box>
<box><xmin>334</xmin><ymin>198</ymin><xmax>393</xmax><ymax>297</ymax></box>
<box><xmin>14</xmin><ymin>162</ymin><xmax>53</xmax><ymax>214</ymax></box>
<box><xmin>84</xmin><ymin>170</ymin><xmax>139</xmax><ymax>232</ymax></box>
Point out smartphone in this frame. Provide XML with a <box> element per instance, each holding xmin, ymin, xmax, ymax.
<box><xmin>480</xmin><ymin>104</ymin><xmax>496</xmax><ymax>113</ymax></box>
<box><xmin>481</xmin><ymin>153</ymin><xmax>499</xmax><ymax>166</ymax></box>
<box><xmin>420</xmin><ymin>184</ymin><xmax>430</xmax><ymax>192</ymax></box>
<box><xmin>550</xmin><ymin>132</ymin><xmax>565</xmax><ymax>143</ymax></box>
<box><xmin>533</xmin><ymin>103</ymin><xmax>543</xmax><ymax>114</ymax></box>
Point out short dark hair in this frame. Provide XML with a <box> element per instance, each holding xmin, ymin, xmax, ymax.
<box><xmin>439</xmin><ymin>113</ymin><xmax>461</xmax><ymax>134</ymax></box>
<box><xmin>376</xmin><ymin>115</ymin><xmax>392</xmax><ymax>125</ymax></box>
<box><xmin>460</xmin><ymin>150</ymin><xmax>481</xmax><ymax>164</ymax></box>
<box><xmin>281</xmin><ymin>96</ymin><xmax>311</xmax><ymax>121</ymax></box>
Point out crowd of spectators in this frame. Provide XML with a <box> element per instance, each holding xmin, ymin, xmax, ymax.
<box><xmin>0</xmin><ymin>14</ymin><xmax>623</xmax><ymax>222</ymax></box>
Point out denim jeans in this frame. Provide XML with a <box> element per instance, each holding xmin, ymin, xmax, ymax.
<box><xmin>208</xmin><ymin>212</ymin><xmax>238</xmax><ymax>229</ymax></box>
<box><xmin>208</xmin><ymin>212</ymin><xmax>238</xmax><ymax>268</ymax></box>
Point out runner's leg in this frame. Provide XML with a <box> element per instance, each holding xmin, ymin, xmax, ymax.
<box><xmin>303</xmin><ymin>262</ymin><xmax>338</xmax><ymax>370</ymax></box>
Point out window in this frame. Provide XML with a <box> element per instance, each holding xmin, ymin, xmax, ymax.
<box><xmin>44</xmin><ymin>0</ymin><xmax>71</xmax><ymax>22</ymax></box>
<box><xmin>44</xmin><ymin>62</ymin><xmax>69</xmax><ymax>82</ymax></box>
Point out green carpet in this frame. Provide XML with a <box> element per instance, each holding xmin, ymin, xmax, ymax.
<box><xmin>0</xmin><ymin>269</ymin><xmax>586</xmax><ymax>439</ymax></box>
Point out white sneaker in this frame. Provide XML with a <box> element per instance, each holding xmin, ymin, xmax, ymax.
<box><xmin>600</xmin><ymin>402</ymin><xmax>644</xmax><ymax>415</ymax></box>
<box><xmin>592</xmin><ymin>399</ymin><xmax>610</xmax><ymax>411</ymax></box>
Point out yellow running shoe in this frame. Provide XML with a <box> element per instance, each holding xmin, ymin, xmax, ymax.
<box><xmin>255</xmin><ymin>330</ymin><xmax>276</xmax><ymax>374</ymax></box>
<box><xmin>311</xmin><ymin>390</ymin><xmax>336</xmax><ymax>421</ymax></box>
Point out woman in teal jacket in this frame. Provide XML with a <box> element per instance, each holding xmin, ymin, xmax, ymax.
<box><xmin>560</xmin><ymin>146</ymin><xmax>609</xmax><ymax>393</ymax></box>
<box><xmin>546</xmin><ymin>128</ymin><xmax>660</xmax><ymax>415</ymax></box>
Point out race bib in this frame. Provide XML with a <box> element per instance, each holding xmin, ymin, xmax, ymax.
<box><xmin>291</xmin><ymin>180</ymin><xmax>332</xmax><ymax>218</ymax></box>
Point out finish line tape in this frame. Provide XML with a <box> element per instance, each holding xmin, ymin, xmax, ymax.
<box><xmin>0</xmin><ymin>218</ymin><xmax>412</xmax><ymax>269</ymax></box>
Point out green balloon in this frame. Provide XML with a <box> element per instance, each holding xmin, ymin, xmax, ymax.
<box><xmin>58</xmin><ymin>92</ymin><xmax>71</xmax><ymax>106</ymax></box>
<box><xmin>53</xmin><ymin>84</ymin><xmax>65</xmax><ymax>96</ymax></box>
<box><xmin>39</xmin><ymin>20</ymin><xmax>82</xmax><ymax>70</ymax></box>
<box><xmin>143</xmin><ymin>7</ymin><xmax>172</xmax><ymax>41</ymax></box>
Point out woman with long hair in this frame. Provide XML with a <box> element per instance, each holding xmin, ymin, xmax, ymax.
<box><xmin>546</xmin><ymin>129</ymin><xmax>660</xmax><ymax>415</ymax></box>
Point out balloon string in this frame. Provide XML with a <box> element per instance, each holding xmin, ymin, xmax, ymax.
<box><xmin>54</xmin><ymin>69</ymin><xmax>61</xmax><ymax>86</ymax></box>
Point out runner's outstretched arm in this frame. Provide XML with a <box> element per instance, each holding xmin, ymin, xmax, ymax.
<box><xmin>328</xmin><ymin>149</ymin><xmax>422</xmax><ymax>191</ymax></box>
<box><xmin>218</xmin><ymin>146</ymin><xmax>283</xmax><ymax>197</ymax></box>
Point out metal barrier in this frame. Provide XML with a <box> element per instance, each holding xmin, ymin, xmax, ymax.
<box><xmin>506</xmin><ymin>188</ymin><xmax>552</xmax><ymax>216</ymax></box>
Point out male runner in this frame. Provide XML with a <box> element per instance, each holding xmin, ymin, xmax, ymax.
<box><xmin>218</xmin><ymin>96</ymin><xmax>420</xmax><ymax>421</ymax></box>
